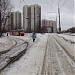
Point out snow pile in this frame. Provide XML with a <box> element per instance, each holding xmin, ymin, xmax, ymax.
<box><xmin>0</xmin><ymin>37</ymin><xmax>16</xmax><ymax>52</ymax></box>
<box><xmin>1</xmin><ymin>33</ymin><xmax>48</xmax><ymax>75</ymax></box>
<box><xmin>53</xmin><ymin>34</ymin><xmax>75</xmax><ymax>61</ymax></box>
<box><xmin>58</xmin><ymin>34</ymin><xmax>75</xmax><ymax>43</ymax></box>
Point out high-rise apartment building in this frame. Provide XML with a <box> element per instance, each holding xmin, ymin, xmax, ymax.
<box><xmin>23</xmin><ymin>4</ymin><xmax>41</xmax><ymax>33</ymax></box>
<box><xmin>7</xmin><ymin>12</ymin><xmax>13</xmax><ymax>30</ymax></box>
<box><xmin>31</xmin><ymin>5</ymin><xmax>35</xmax><ymax>32</ymax></box>
<box><xmin>16</xmin><ymin>11</ymin><xmax>21</xmax><ymax>29</ymax></box>
<box><xmin>34</xmin><ymin>4</ymin><xmax>41</xmax><ymax>32</ymax></box>
<box><xmin>23</xmin><ymin>5</ymin><xmax>31</xmax><ymax>32</ymax></box>
<box><xmin>7</xmin><ymin>11</ymin><xmax>21</xmax><ymax>31</ymax></box>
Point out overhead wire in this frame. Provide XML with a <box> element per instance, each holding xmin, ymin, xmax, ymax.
<box><xmin>50</xmin><ymin>0</ymin><xmax>53</xmax><ymax>13</ymax></box>
<box><xmin>18</xmin><ymin>0</ymin><xmax>21</xmax><ymax>11</ymax></box>
<box><xmin>58</xmin><ymin>0</ymin><xmax>62</xmax><ymax>6</ymax></box>
<box><xmin>46</xmin><ymin>0</ymin><xmax>54</xmax><ymax>19</ymax></box>
<box><xmin>18</xmin><ymin>0</ymin><xmax>26</xmax><ymax>11</ymax></box>
<box><xmin>60</xmin><ymin>0</ymin><xmax>66</xmax><ymax>9</ymax></box>
<box><xmin>58</xmin><ymin>0</ymin><xmax>66</xmax><ymax>10</ymax></box>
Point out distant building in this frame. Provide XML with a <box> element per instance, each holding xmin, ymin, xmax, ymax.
<box><xmin>16</xmin><ymin>11</ymin><xmax>21</xmax><ymax>29</ymax></box>
<box><xmin>41</xmin><ymin>19</ymin><xmax>57</xmax><ymax>33</ymax></box>
<box><xmin>23</xmin><ymin>4</ymin><xmax>41</xmax><ymax>33</ymax></box>
<box><xmin>34</xmin><ymin>4</ymin><xmax>41</xmax><ymax>32</ymax></box>
<box><xmin>6</xmin><ymin>12</ymin><xmax>14</xmax><ymax>30</ymax></box>
<box><xmin>52</xmin><ymin>21</ymin><xmax>57</xmax><ymax>33</ymax></box>
<box><xmin>31</xmin><ymin>5</ymin><xmax>34</xmax><ymax>32</ymax></box>
<box><xmin>23</xmin><ymin>5</ymin><xmax>31</xmax><ymax>32</ymax></box>
<box><xmin>7</xmin><ymin>11</ymin><xmax>21</xmax><ymax>31</ymax></box>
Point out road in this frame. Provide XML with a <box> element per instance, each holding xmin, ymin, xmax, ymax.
<box><xmin>42</xmin><ymin>34</ymin><xmax>75</xmax><ymax>75</ymax></box>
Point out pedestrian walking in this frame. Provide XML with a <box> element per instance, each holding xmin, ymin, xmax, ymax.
<box><xmin>7</xmin><ymin>33</ymin><xmax>8</xmax><ymax>36</ymax></box>
<box><xmin>32</xmin><ymin>32</ymin><xmax>36</xmax><ymax>42</ymax></box>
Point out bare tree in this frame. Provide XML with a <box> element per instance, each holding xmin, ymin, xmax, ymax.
<box><xmin>0</xmin><ymin>0</ymin><xmax>13</xmax><ymax>37</ymax></box>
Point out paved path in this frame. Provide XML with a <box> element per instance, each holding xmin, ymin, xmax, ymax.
<box><xmin>42</xmin><ymin>34</ymin><xmax>75</xmax><ymax>75</ymax></box>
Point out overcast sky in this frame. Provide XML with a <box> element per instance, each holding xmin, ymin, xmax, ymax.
<box><xmin>10</xmin><ymin>0</ymin><xmax>74</xmax><ymax>30</ymax></box>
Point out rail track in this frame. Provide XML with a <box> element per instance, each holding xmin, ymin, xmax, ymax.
<box><xmin>0</xmin><ymin>38</ymin><xmax>28</xmax><ymax>73</ymax></box>
<box><xmin>53</xmin><ymin>34</ymin><xmax>75</xmax><ymax>62</ymax></box>
<box><xmin>0</xmin><ymin>35</ymin><xmax>40</xmax><ymax>73</ymax></box>
<box><xmin>0</xmin><ymin>37</ymin><xmax>27</xmax><ymax>55</ymax></box>
<box><xmin>41</xmin><ymin>34</ymin><xmax>75</xmax><ymax>75</ymax></box>
<box><xmin>0</xmin><ymin>38</ymin><xmax>17</xmax><ymax>55</ymax></box>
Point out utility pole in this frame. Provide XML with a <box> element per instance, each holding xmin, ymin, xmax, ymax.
<box><xmin>58</xmin><ymin>7</ymin><xmax>61</xmax><ymax>32</ymax></box>
<box><xmin>56</xmin><ymin>16</ymin><xmax>57</xmax><ymax>32</ymax></box>
<box><xmin>0</xmin><ymin>0</ymin><xmax>2</xmax><ymax>37</ymax></box>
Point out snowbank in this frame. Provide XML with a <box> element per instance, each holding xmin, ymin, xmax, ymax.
<box><xmin>53</xmin><ymin>34</ymin><xmax>75</xmax><ymax>61</ymax></box>
<box><xmin>1</xmin><ymin>33</ymin><xmax>48</xmax><ymax>75</ymax></box>
<box><xmin>0</xmin><ymin>37</ymin><xmax>16</xmax><ymax>52</ymax></box>
<box><xmin>58</xmin><ymin>34</ymin><xmax>75</xmax><ymax>43</ymax></box>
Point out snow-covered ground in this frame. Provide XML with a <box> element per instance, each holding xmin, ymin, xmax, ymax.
<box><xmin>0</xmin><ymin>33</ymin><xmax>75</xmax><ymax>75</ymax></box>
<box><xmin>58</xmin><ymin>34</ymin><xmax>75</xmax><ymax>43</ymax></box>
<box><xmin>0</xmin><ymin>34</ymin><xmax>31</xmax><ymax>71</ymax></box>
<box><xmin>0</xmin><ymin>33</ymin><xmax>32</xmax><ymax>52</ymax></box>
<box><xmin>53</xmin><ymin>34</ymin><xmax>75</xmax><ymax>61</ymax></box>
<box><xmin>0</xmin><ymin>36</ymin><xmax>16</xmax><ymax>52</ymax></box>
<box><xmin>42</xmin><ymin>34</ymin><xmax>75</xmax><ymax>75</ymax></box>
<box><xmin>0</xmin><ymin>33</ymin><xmax>48</xmax><ymax>75</ymax></box>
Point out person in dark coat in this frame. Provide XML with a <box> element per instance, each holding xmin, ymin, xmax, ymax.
<box><xmin>7</xmin><ymin>33</ymin><xmax>8</xmax><ymax>36</ymax></box>
<box><xmin>32</xmin><ymin>32</ymin><xmax>36</xmax><ymax>42</ymax></box>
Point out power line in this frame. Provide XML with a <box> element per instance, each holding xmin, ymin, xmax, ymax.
<box><xmin>60</xmin><ymin>0</ymin><xmax>66</xmax><ymax>9</ymax></box>
<box><xmin>58</xmin><ymin>0</ymin><xmax>62</xmax><ymax>6</ymax></box>
<box><xmin>18</xmin><ymin>0</ymin><xmax>26</xmax><ymax>11</ymax></box>
<box><xmin>58</xmin><ymin>0</ymin><xmax>66</xmax><ymax>9</ymax></box>
<box><xmin>21</xmin><ymin>0</ymin><xmax>26</xmax><ymax>4</ymax></box>
<box><xmin>50</xmin><ymin>0</ymin><xmax>53</xmax><ymax>12</ymax></box>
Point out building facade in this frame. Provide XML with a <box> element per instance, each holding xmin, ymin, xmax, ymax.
<box><xmin>23</xmin><ymin>5</ymin><xmax>31</xmax><ymax>32</ymax></box>
<box><xmin>16</xmin><ymin>11</ymin><xmax>21</xmax><ymax>29</ymax></box>
<box><xmin>23</xmin><ymin>4</ymin><xmax>41</xmax><ymax>33</ymax></box>
<box><xmin>42</xmin><ymin>19</ymin><xmax>57</xmax><ymax>33</ymax></box>
<box><xmin>7</xmin><ymin>11</ymin><xmax>21</xmax><ymax>31</ymax></box>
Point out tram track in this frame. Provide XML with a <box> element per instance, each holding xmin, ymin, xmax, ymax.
<box><xmin>0</xmin><ymin>37</ymin><xmax>26</xmax><ymax>55</ymax></box>
<box><xmin>0</xmin><ymin>38</ymin><xmax>17</xmax><ymax>55</ymax></box>
<box><xmin>0</xmin><ymin>37</ymin><xmax>28</xmax><ymax>73</ymax></box>
<box><xmin>52</xmin><ymin>34</ymin><xmax>75</xmax><ymax>62</ymax></box>
<box><xmin>0</xmin><ymin>36</ymin><xmax>40</xmax><ymax>73</ymax></box>
<box><xmin>41</xmin><ymin>34</ymin><xmax>75</xmax><ymax>75</ymax></box>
